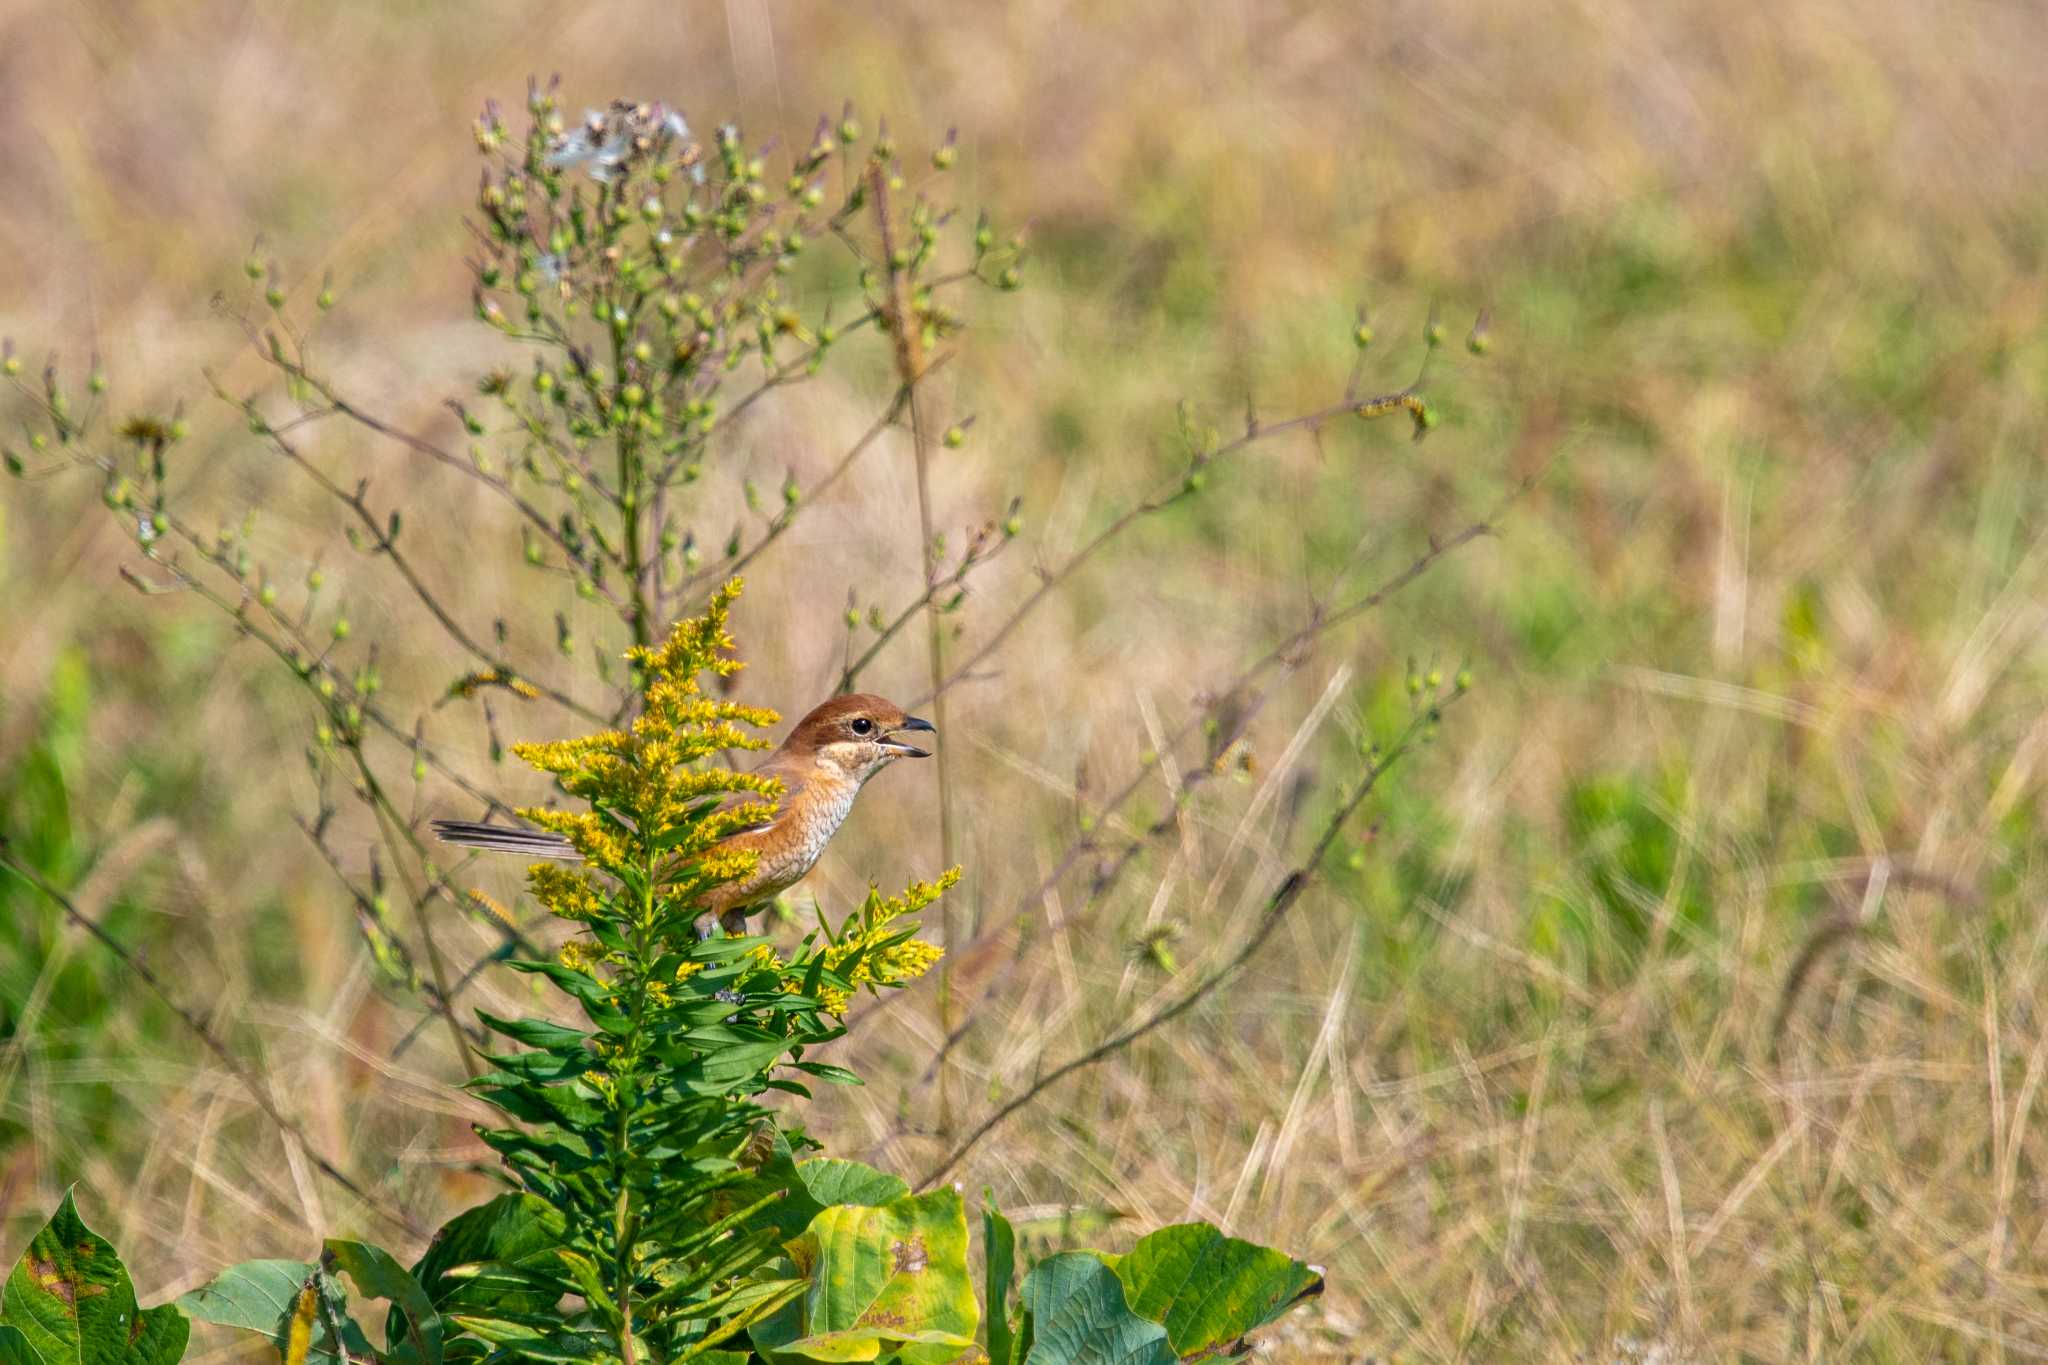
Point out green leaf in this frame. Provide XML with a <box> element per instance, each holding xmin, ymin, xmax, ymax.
<box><xmin>0</xmin><ymin>1192</ymin><xmax>189</xmax><ymax>1365</ymax></box>
<box><xmin>751</xmin><ymin>1188</ymin><xmax>978</xmax><ymax>1364</ymax></box>
<box><xmin>0</xmin><ymin>1325</ymin><xmax>46</xmax><ymax>1365</ymax></box>
<box><xmin>794</xmin><ymin>1160</ymin><xmax>909</xmax><ymax>1210</ymax></box>
<box><xmin>411</xmin><ymin>1194</ymin><xmax>568</xmax><ymax>1319</ymax></box>
<box><xmin>324</xmin><ymin>1241</ymin><xmax>443</xmax><ymax>1365</ymax></box>
<box><xmin>981</xmin><ymin>1194</ymin><xmax>1016</xmax><ymax>1365</ymax></box>
<box><xmin>475</xmin><ymin>1011</ymin><xmax>588</xmax><ymax>1053</ymax></box>
<box><xmin>1018</xmin><ymin>1254</ymin><xmax>1170</xmax><ymax>1365</ymax></box>
<box><xmin>725</xmin><ymin>1138</ymin><xmax>909</xmax><ymax>1243</ymax></box>
<box><xmin>1113</xmin><ymin>1224</ymin><xmax>1323</xmax><ymax>1356</ymax></box>
<box><xmin>674</xmin><ymin>1034</ymin><xmax>800</xmax><ymax>1096</ymax></box>
<box><xmin>177</xmin><ymin>1260</ymin><xmax>372</xmax><ymax>1365</ymax></box>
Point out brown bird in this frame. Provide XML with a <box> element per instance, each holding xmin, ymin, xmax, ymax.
<box><xmin>432</xmin><ymin>694</ymin><xmax>935</xmax><ymax>934</ymax></box>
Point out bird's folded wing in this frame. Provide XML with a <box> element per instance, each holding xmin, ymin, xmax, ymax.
<box><xmin>713</xmin><ymin>754</ymin><xmax>805</xmax><ymax>836</ymax></box>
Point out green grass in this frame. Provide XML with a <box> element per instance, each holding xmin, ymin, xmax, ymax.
<box><xmin>6</xmin><ymin>2</ymin><xmax>2048</xmax><ymax>1357</ymax></box>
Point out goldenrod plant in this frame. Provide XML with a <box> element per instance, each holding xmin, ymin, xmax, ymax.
<box><xmin>0</xmin><ymin>582</ymin><xmax>1337</xmax><ymax>1363</ymax></box>
<box><xmin>0</xmin><ymin>81</ymin><xmax>1479</xmax><ymax>1364</ymax></box>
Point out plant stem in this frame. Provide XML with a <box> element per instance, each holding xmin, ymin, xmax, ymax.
<box><xmin>615</xmin><ymin>319</ymin><xmax>652</xmax><ymax>651</ymax></box>
<box><xmin>868</xmin><ymin>161</ymin><xmax>959</xmax><ymax>1132</ymax></box>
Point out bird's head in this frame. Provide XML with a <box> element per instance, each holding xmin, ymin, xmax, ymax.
<box><xmin>782</xmin><ymin>694</ymin><xmax>936</xmax><ymax>781</ymax></box>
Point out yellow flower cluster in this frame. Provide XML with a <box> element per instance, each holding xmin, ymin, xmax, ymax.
<box><xmin>510</xmin><ymin>579</ymin><xmax>783</xmax><ymax>910</ymax></box>
<box><xmin>526</xmin><ymin>865</ymin><xmax>607</xmax><ymax>922</ymax></box>
<box><xmin>808</xmin><ymin>869</ymin><xmax>958</xmax><ymax>1013</ymax></box>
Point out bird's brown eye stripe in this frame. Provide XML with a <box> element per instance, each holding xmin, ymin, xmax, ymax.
<box><xmin>851</xmin><ymin>717</ymin><xmax>873</xmax><ymax>734</ymax></box>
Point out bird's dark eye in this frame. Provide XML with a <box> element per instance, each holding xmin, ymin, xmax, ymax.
<box><xmin>851</xmin><ymin>717</ymin><xmax>873</xmax><ymax>735</ymax></box>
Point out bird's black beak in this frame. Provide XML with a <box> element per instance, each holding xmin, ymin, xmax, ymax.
<box><xmin>881</xmin><ymin>715</ymin><xmax>936</xmax><ymax>757</ymax></box>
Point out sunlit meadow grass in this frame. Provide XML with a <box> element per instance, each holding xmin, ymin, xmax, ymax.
<box><xmin>6</xmin><ymin>1</ymin><xmax>2048</xmax><ymax>1359</ymax></box>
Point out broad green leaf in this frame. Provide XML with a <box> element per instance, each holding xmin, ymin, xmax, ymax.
<box><xmin>475</xmin><ymin>1011</ymin><xmax>588</xmax><ymax>1053</ymax></box>
<box><xmin>411</xmin><ymin>1194</ymin><xmax>568</xmax><ymax>1318</ymax></box>
<box><xmin>0</xmin><ymin>1325</ymin><xmax>45</xmax><ymax>1365</ymax></box>
<box><xmin>0</xmin><ymin>1192</ymin><xmax>188</xmax><ymax>1365</ymax></box>
<box><xmin>794</xmin><ymin>1160</ymin><xmax>909</xmax><ymax>1211</ymax></box>
<box><xmin>675</xmin><ymin>1034</ymin><xmax>800</xmax><ymax>1096</ymax></box>
<box><xmin>981</xmin><ymin>1194</ymin><xmax>1016</xmax><ymax>1365</ymax></box>
<box><xmin>723</xmin><ymin>1138</ymin><xmax>907</xmax><ymax>1242</ymax></box>
<box><xmin>324</xmin><ymin>1241</ymin><xmax>443</xmax><ymax>1365</ymax></box>
<box><xmin>1017</xmin><ymin>1254</ymin><xmax>1170</xmax><ymax>1365</ymax></box>
<box><xmin>1113</xmin><ymin>1224</ymin><xmax>1323</xmax><ymax>1356</ymax></box>
<box><xmin>177</xmin><ymin>1260</ymin><xmax>372</xmax><ymax>1365</ymax></box>
<box><xmin>752</xmin><ymin>1189</ymin><xmax>978</xmax><ymax>1364</ymax></box>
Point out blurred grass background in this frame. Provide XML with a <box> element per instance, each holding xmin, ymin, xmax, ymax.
<box><xmin>5</xmin><ymin>0</ymin><xmax>2048</xmax><ymax>1358</ymax></box>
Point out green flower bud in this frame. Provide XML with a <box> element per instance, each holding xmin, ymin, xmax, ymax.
<box><xmin>1003</xmin><ymin>515</ymin><xmax>1023</xmax><ymax>538</ymax></box>
<box><xmin>258</xmin><ymin>582</ymin><xmax>277</xmax><ymax>607</ymax></box>
<box><xmin>838</xmin><ymin>118</ymin><xmax>861</xmax><ymax>143</ymax></box>
<box><xmin>1353</xmin><ymin>323</ymin><xmax>1374</xmax><ymax>349</ymax></box>
<box><xmin>331</xmin><ymin>617</ymin><xmax>351</xmax><ymax>641</ymax></box>
<box><xmin>1455</xmin><ymin>668</ymin><xmax>1473</xmax><ymax>692</ymax></box>
<box><xmin>933</xmin><ymin>145</ymin><xmax>957</xmax><ymax>170</ymax></box>
<box><xmin>306</xmin><ymin>567</ymin><xmax>325</xmax><ymax>590</ymax></box>
<box><xmin>316</xmin><ymin>675</ymin><xmax>336</xmax><ymax>699</ymax></box>
<box><xmin>943</xmin><ymin>425</ymin><xmax>965</xmax><ymax>449</ymax></box>
<box><xmin>317</xmin><ymin>288</ymin><xmax>337</xmax><ymax>310</ymax></box>
<box><xmin>1425</xmin><ymin>320</ymin><xmax>1446</xmax><ymax>348</ymax></box>
<box><xmin>266</xmin><ymin>286</ymin><xmax>286</xmax><ymax>310</ymax></box>
<box><xmin>1426</xmin><ymin>669</ymin><xmax>1442</xmax><ymax>689</ymax></box>
<box><xmin>1184</xmin><ymin>469</ymin><xmax>1207</xmax><ymax>492</ymax></box>
<box><xmin>244</xmin><ymin>257</ymin><xmax>265</xmax><ymax>280</ymax></box>
<box><xmin>999</xmin><ymin>266</ymin><xmax>1022</xmax><ymax>291</ymax></box>
<box><xmin>88</xmin><ymin>372</ymin><xmax>107</xmax><ymax>395</ymax></box>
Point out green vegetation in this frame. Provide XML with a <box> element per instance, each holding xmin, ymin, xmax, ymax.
<box><xmin>4</xmin><ymin>5</ymin><xmax>2048</xmax><ymax>1358</ymax></box>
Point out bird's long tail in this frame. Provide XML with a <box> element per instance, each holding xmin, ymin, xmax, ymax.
<box><xmin>430</xmin><ymin>820</ymin><xmax>582</xmax><ymax>860</ymax></box>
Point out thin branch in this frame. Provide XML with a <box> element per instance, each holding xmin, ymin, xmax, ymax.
<box><xmin>913</xmin><ymin>389</ymin><xmax>1428</xmax><ymax>708</ymax></box>
<box><xmin>218</xmin><ymin>379</ymin><xmax>605</xmax><ymax>725</ymax></box>
<box><xmin>0</xmin><ymin>846</ymin><xmax>422</xmax><ymax>1238</ymax></box>
<box><xmin>868</xmin><ymin>160</ymin><xmax>964</xmax><ymax>1132</ymax></box>
<box><xmin>672</xmin><ymin>382</ymin><xmax>915</xmax><ymax>602</ymax></box>
<box><xmin>914</xmin><ymin>697</ymin><xmax>1453</xmax><ymax>1189</ymax></box>
<box><xmin>841</xmin><ymin>516</ymin><xmax>1008</xmax><ymax>693</ymax></box>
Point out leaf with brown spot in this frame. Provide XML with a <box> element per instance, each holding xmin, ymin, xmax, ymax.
<box><xmin>0</xmin><ymin>1191</ymin><xmax>188</xmax><ymax>1365</ymax></box>
<box><xmin>750</xmin><ymin>1188</ymin><xmax>977</xmax><ymax>1363</ymax></box>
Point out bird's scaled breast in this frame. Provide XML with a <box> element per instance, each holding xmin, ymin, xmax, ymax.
<box><xmin>752</xmin><ymin>776</ymin><xmax>862</xmax><ymax>892</ymax></box>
